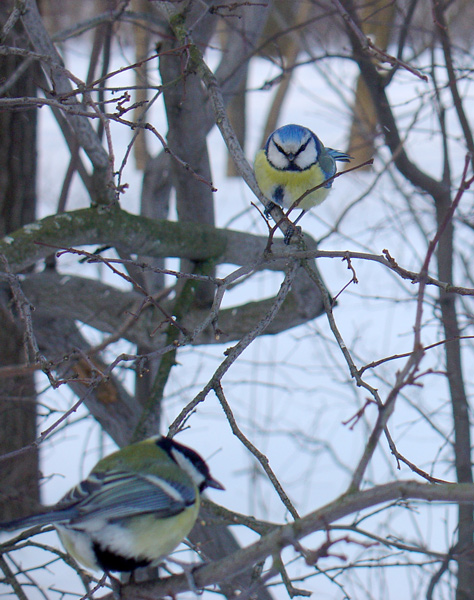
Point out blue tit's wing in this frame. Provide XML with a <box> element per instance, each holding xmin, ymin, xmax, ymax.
<box><xmin>318</xmin><ymin>150</ymin><xmax>337</xmax><ymax>188</ymax></box>
<box><xmin>326</xmin><ymin>148</ymin><xmax>352</xmax><ymax>163</ymax></box>
<box><xmin>318</xmin><ymin>148</ymin><xmax>352</xmax><ymax>189</ymax></box>
<box><xmin>54</xmin><ymin>470</ymin><xmax>196</xmax><ymax>524</ymax></box>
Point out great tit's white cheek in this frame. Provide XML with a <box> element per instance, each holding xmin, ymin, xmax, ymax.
<box><xmin>171</xmin><ymin>449</ymin><xmax>206</xmax><ymax>489</ymax></box>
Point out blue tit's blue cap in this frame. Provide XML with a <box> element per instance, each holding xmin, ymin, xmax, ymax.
<box><xmin>266</xmin><ymin>124</ymin><xmax>322</xmax><ymax>153</ymax></box>
<box><xmin>274</xmin><ymin>124</ymin><xmax>311</xmax><ymax>141</ymax></box>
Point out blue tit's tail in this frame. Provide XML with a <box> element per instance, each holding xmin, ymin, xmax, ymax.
<box><xmin>327</xmin><ymin>148</ymin><xmax>352</xmax><ymax>163</ymax></box>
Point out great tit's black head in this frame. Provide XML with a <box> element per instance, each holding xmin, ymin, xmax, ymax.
<box><xmin>157</xmin><ymin>437</ymin><xmax>224</xmax><ymax>492</ymax></box>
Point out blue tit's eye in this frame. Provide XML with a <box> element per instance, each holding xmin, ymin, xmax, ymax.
<box><xmin>273</xmin><ymin>141</ymin><xmax>287</xmax><ymax>156</ymax></box>
<box><xmin>274</xmin><ymin>137</ymin><xmax>310</xmax><ymax>159</ymax></box>
<box><xmin>294</xmin><ymin>138</ymin><xmax>311</xmax><ymax>157</ymax></box>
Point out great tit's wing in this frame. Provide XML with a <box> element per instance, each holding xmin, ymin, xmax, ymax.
<box><xmin>0</xmin><ymin>471</ymin><xmax>197</xmax><ymax>530</ymax></box>
<box><xmin>54</xmin><ymin>470</ymin><xmax>196</xmax><ymax>523</ymax></box>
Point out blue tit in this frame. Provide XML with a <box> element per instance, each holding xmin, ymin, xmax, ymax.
<box><xmin>254</xmin><ymin>124</ymin><xmax>352</xmax><ymax>242</ymax></box>
<box><xmin>0</xmin><ymin>436</ymin><xmax>223</xmax><ymax>573</ymax></box>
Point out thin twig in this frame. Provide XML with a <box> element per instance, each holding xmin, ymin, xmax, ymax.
<box><xmin>349</xmin><ymin>156</ymin><xmax>474</xmax><ymax>490</ymax></box>
<box><xmin>0</xmin><ymin>554</ymin><xmax>28</xmax><ymax>600</ymax></box>
<box><xmin>331</xmin><ymin>0</ymin><xmax>428</xmax><ymax>81</ymax></box>
<box><xmin>214</xmin><ymin>382</ymin><xmax>299</xmax><ymax>520</ymax></box>
<box><xmin>168</xmin><ymin>260</ymin><xmax>300</xmax><ymax>435</ymax></box>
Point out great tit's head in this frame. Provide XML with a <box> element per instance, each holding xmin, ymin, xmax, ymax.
<box><xmin>157</xmin><ymin>437</ymin><xmax>224</xmax><ymax>492</ymax></box>
<box><xmin>265</xmin><ymin>124</ymin><xmax>322</xmax><ymax>172</ymax></box>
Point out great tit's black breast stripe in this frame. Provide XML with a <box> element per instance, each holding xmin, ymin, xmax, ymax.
<box><xmin>92</xmin><ymin>543</ymin><xmax>151</xmax><ymax>573</ymax></box>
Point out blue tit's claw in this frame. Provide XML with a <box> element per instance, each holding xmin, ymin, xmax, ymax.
<box><xmin>264</xmin><ymin>201</ymin><xmax>277</xmax><ymax>219</ymax></box>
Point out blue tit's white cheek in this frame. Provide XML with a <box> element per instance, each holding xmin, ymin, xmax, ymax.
<box><xmin>294</xmin><ymin>138</ymin><xmax>318</xmax><ymax>170</ymax></box>
<box><xmin>266</xmin><ymin>141</ymin><xmax>290</xmax><ymax>170</ymax></box>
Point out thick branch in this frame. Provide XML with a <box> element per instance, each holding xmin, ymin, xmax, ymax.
<box><xmin>114</xmin><ymin>480</ymin><xmax>474</xmax><ymax>599</ymax></box>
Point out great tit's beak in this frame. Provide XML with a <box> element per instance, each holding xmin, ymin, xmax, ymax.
<box><xmin>206</xmin><ymin>476</ymin><xmax>225</xmax><ymax>491</ymax></box>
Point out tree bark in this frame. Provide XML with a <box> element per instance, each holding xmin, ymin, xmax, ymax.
<box><xmin>0</xmin><ymin>0</ymin><xmax>39</xmax><ymax>520</ymax></box>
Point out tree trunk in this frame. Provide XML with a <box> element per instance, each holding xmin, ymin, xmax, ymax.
<box><xmin>0</xmin><ymin>1</ymin><xmax>39</xmax><ymax>520</ymax></box>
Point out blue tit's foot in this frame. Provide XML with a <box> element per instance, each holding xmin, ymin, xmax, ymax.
<box><xmin>264</xmin><ymin>201</ymin><xmax>278</xmax><ymax>219</ymax></box>
<box><xmin>284</xmin><ymin>209</ymin><xmax>306</xmax><ymax>244</ymax></box>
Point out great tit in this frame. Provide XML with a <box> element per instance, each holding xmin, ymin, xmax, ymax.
<box><xmin>254</xmin><ymin>124</ymin><xmax>351</xmax><ymax>242</ymax></box>
<box><xmin>0</xmin><ymin>436</ymin><xmax>223</xmax><ymax>573</ymax></box>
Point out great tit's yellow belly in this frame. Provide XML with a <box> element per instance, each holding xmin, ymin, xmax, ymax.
<box><xmin>55</xmin><ymin>498</ymin><xmax>200</xmax><ymax>572</ymax></box>
<box><xmin>254</xmin><ymin>150</ymin><xmax>330</xmax><ymax>210</ymax></box>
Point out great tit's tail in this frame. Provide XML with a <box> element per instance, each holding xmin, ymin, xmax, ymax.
<box><xmin>0</xmin><ymin>509</ymin><xmax>74</xmax><ymax>532</ymax></box>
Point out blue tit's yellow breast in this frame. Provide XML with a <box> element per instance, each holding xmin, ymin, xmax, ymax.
<box><xmin>254</xmin><ymin>150</ymin><xmax>330</xmax><ymax>210</ymax></box>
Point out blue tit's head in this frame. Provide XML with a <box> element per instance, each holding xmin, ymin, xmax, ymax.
<box><xmin>265</xmin><ymin>124</ymin><xmax>322</xmax><ymax>172</ymax></box>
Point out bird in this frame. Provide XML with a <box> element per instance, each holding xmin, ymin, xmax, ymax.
<box><xmin>254</xmin><ymin>124</ymin><xmax>352</xmax><ymax>242</ymax></box>
<box><xmin>0</xmin><ymin>436</ymin><xmax>224</xmax><ymax>573</ymax></box>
